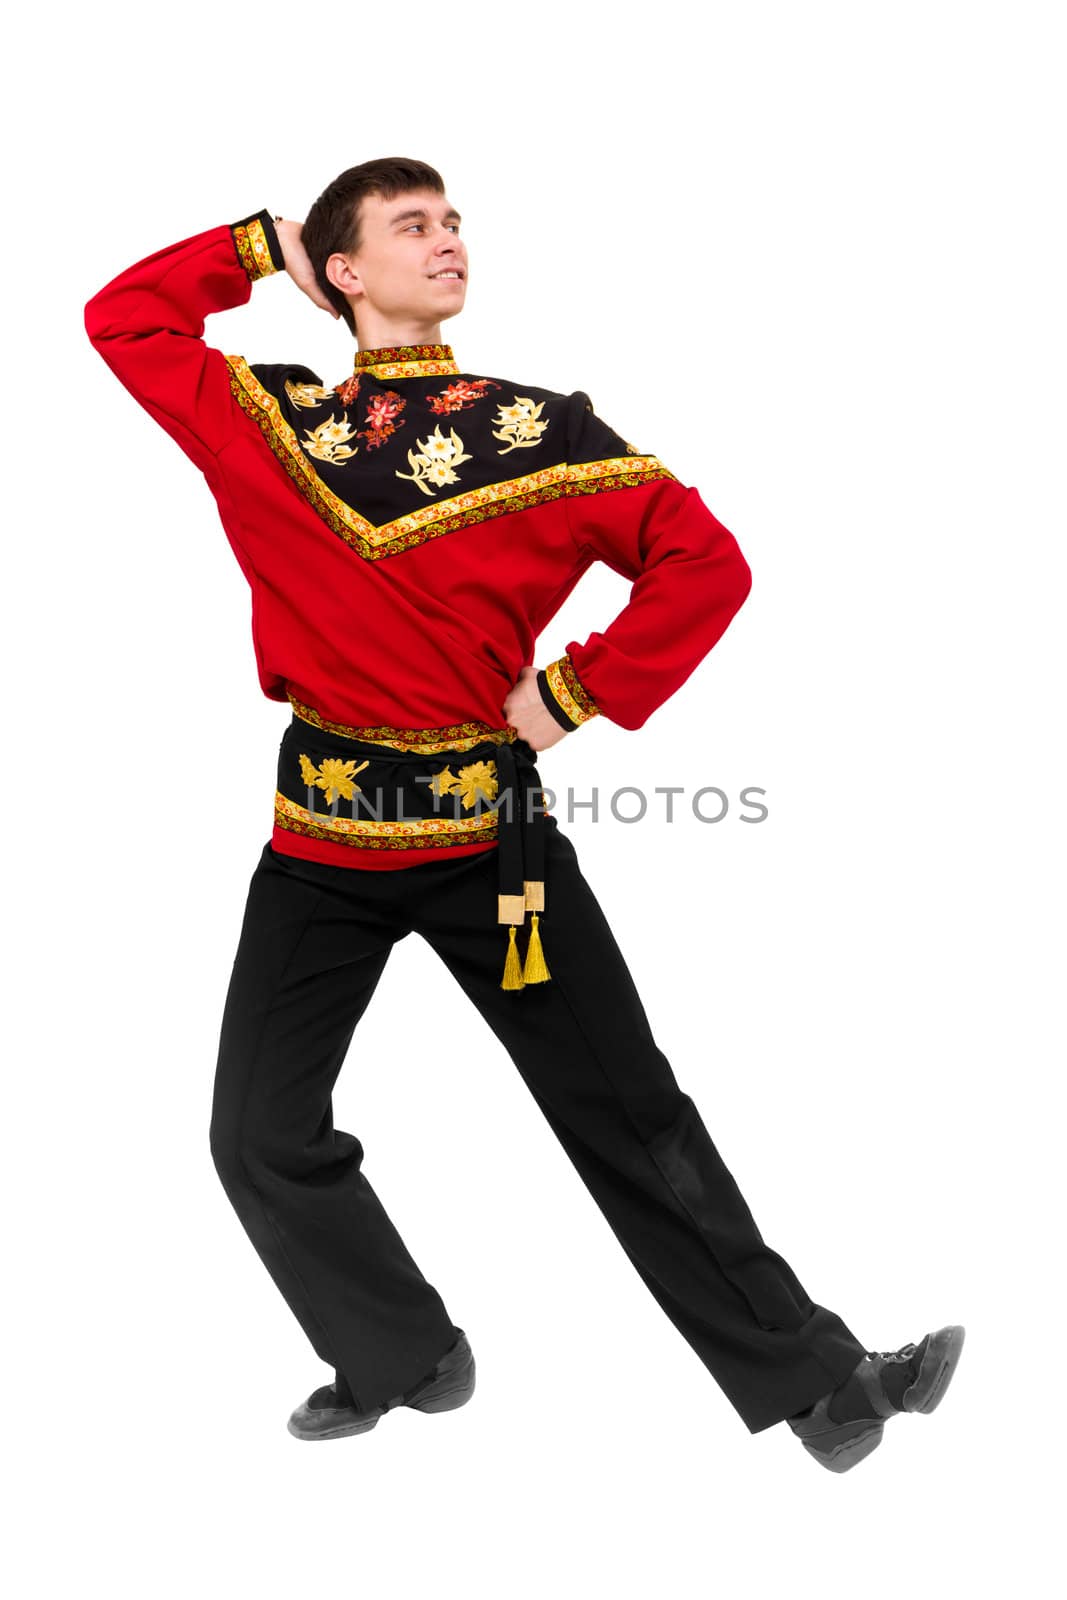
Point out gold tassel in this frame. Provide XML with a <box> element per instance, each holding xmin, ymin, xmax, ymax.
<box><xmin>501</xmin><ymin>924</ymin><xmax>526</xmax><ymax>989</ymax></box>
<box><xmin>522</xmin><ymin>912</ymin><xmax>551</xmax><ymax>984</ymax></box>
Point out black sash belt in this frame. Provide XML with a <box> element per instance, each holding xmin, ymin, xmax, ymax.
<box><xmin>493</xmin><ymin>739</ymin><xmax>551</xmax><ymax>989</ymax></box>
<box><xmin>274</xmin><ymin>715</ymin><xmax>552</xmax><ymax>992</ymax></box>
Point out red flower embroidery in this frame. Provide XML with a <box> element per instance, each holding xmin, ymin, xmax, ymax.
<box><xmin>426</xmin><ymin>378</ymin><xmax>502</xmax><ymax>415</ymax></box>
<box><xmin>358</xmin><ymin>391</ymin><xmax>407</xmax><ymax>449</ymax></box>
<box><xmin>334</xmin><ymin>374</ymin><xmax>362</xmax><ymax>406</ymax></box>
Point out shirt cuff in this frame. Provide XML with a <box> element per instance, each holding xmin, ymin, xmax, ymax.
<box><xmin>537</xmin><ymin>655</ymin><xmax>600</xmax><ymax>729</ymax></box>
<box><xmin>230</xmin><ymin>209</ymin><xmax>285</xmax><ymax>282</ymax></box>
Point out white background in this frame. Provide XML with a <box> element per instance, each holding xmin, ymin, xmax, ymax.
<box><xmin>4</xmin><ymin>1</ymin><xmax>1063</xmax><ymax>1595</ymax></box>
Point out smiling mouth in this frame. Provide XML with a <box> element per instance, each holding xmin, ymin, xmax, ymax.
<box><xmin>429</xmin><ymin>270</ymin><xmax>465</xmax><ymax>280</ymax></box>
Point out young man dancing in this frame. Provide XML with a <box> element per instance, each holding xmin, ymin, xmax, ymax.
<box><xmin>84</xmin><ymin>156</ymin><xmax>963</xmax><ymax>1471</ymax></box>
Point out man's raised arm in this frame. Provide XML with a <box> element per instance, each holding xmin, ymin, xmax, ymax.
<box><xmin>83</xmin><ymin>210</ymin><xmax>334</xmax><ymax>476</ymax></box>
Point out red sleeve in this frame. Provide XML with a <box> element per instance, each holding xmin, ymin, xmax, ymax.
<box><xmin>538</xmin><ymin>391</ymin><xmax>753</xmax><ymax>732</ymax></box>
<box><xmin>83</xmin><ymin>209</ymin><xmax>285</xmax><ymax>474</ymax></box>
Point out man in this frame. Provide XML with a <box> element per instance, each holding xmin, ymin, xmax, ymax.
<box><xmin>84</xmin><ymin>156</ymin><xmax>963</xmax><ymax>1470</ymax></box>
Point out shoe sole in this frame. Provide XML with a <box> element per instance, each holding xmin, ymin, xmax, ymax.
<box><xmin>801</xmin><ymin>1421</ymin><xmax>885</xmax><ymax>1473</ymax></box>
<box><xmin>287</xmin><ymin>1409</ymin><xmax>383</xmax><ymax>1441</ymax></box>
<box><xmin>287</xmin><ymin>1350</ymin><xmax>476</xmax><ymax>1439</ymax></box>
<box><xmin>903</xmin><ymin>1324</ymin><xmax>966</xmax><ymax>1414</ymax></box>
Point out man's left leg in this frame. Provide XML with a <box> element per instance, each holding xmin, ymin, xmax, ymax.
<box><xmin>410</xmin><ymin>818</ymin><xmax>869</xmax><ymax>1435</ymax></box>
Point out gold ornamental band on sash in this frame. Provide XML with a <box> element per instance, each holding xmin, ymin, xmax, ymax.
<box><xmin>273</xmin><ymin>791</ymin><xmax>501</xmax><ymax>850</ymax></box>
<box><xmin>287</xmin><ymin>692</ymin><xmax>519</xmax><ymax>755</ymax></box>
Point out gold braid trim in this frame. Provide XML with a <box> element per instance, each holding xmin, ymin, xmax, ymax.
<box><xmin>356</xmin><ymin>357</ymin><xmax>461</xmax><ymax>379</ymax></box>
<box><xmin>232</xmin><ymin>218</ymin><xmax>279</xmax><ymax>282</ymax></box>
<box><xmin>565</xmin><ymin>458</ymin><xmax>676</xmax><ymax>495</ymax></box>
<box><xmin>545</xmin><ymin>655</ymin><xmax>600</xmax><ymax>725</ymax></box>
<box><xmin>288</xmin><ymin>693</ymin><xmax>518</xmax><ymax>754</ymax></box>
<box><xmin>352</xmin><ymin>343</ymin><xmax>459</xmax><ymax>378</ymax></box>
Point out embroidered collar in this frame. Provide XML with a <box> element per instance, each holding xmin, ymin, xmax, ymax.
<box><xmin>352</xmin><ymin>343</ymin><xmax>460</xmax><ymax>380</ymax></box>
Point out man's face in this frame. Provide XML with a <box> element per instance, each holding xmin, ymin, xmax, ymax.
<box><xmin>332</xmin><ymin>187</ymin><xmax>468</xmax><ymax>332</ymax></box>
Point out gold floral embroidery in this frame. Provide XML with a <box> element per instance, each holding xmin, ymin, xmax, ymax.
<box><xmin>301</xmin><ymin>414</ymin><xmax>360</xmax><ymax>463</ymax></box>
<box><xmin>297</xmin><ymin>752</ymin><xmax>370</xmax><ymax>803</ymax></box>
<box><xmin>395</xmin><ymin>423</ymin><xmax>473</xmax><ymax>495</ymax></box>
<box><xmin>427</xmin><ymin>760</ymin><xmax>499</xmax><ymax>808</ymax></box>
<box><xmin>286</xmin><ymin>379</ymin><xmax>338</xmax><ymax>409</ymax></box>
<box><xmin>492</xmin><ymin>397</ymin><xmax>549</xmax><ymax>454</ymax></box>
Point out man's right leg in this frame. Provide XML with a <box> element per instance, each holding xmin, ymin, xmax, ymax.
<box><xmin>208</xmin><ymin>842</ymin><xmax>462</xmax><ymax>1412</ymax></box>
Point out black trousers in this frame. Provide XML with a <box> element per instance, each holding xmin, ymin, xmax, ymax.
<box><xmin>209</xmin><ymin>817</ymin><xmax>867</xmax><ymax>1432</ymax></box>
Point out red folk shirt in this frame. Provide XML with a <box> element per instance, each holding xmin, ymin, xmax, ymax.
<box><xmin>84</xmin><ymin>209</ymin><xmax>753</xmax><ymax>870</ymax></box>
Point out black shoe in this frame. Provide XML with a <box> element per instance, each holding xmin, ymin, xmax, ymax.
<box><xmin>787</xmin><ymin>1324</ymin><xmax>966</xmax><ymax>1473</ymax></box>
<box><xmin>287</xmin><ymin>1330</ymin><xmax>476</xmax><ymax>1441</ymax></box>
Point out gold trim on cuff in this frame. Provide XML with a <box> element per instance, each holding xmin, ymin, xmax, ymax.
<box><xmin>233</xmin><ymin>217</ymin><xmax>280</xmax><ymax>281</ymax></box>
<box><xmin>545</xmin><ymin>655</ymin><xmax>600</xmax><ymax>726</ymax></box>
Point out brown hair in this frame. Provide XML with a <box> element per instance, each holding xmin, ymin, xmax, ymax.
<box><xmin>301</xmin><ymin>156</ymin><xmax>447</xmax><ymax>338</ymax></box>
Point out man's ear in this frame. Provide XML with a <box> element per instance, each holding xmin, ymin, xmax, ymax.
<box><xmin>325</xmin><ymin>252</ymin><xmax>361</xmax><ymax>299</ymax></box>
